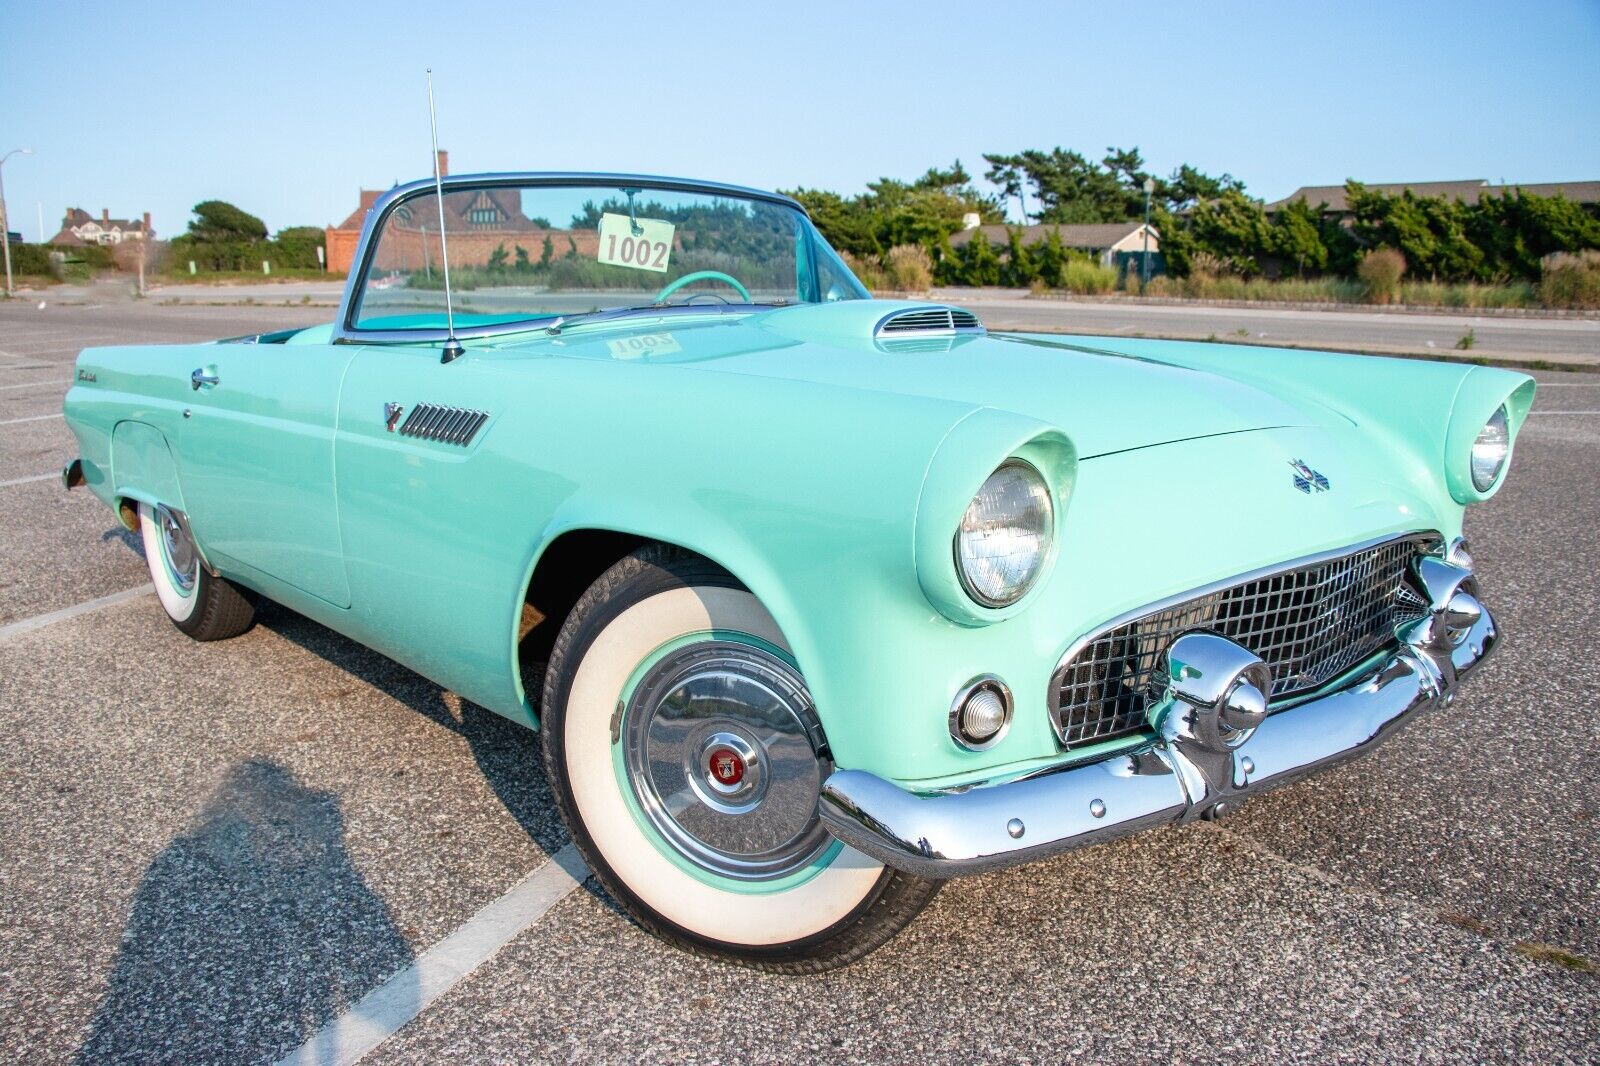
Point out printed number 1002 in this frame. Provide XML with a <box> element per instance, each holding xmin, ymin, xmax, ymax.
<box><xmin>604</xmin><ymin>234</ymin><xmax>668</xmax><ymax>269</ymax></box>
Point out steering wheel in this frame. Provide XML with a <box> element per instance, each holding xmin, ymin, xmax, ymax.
<box><xmin>654</xmin><ymin>270</ymin><xmax>751</xmax><ymax>305</ymax></box>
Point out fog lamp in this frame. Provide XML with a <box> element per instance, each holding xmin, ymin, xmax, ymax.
<box><xmin>950</xmin><ymin>676</ymin><xmax>1013</xmax><ymax>750</ymax></box>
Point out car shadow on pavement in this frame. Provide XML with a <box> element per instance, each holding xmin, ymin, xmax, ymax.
<box><xmin>75</xmin><ymin>759</ymin><xmax>416</xmax><ymax>1064</ymax></box>
<box><xmin>254</xmin><ymin>600</ymin><xmax>573</xmax><ymax>858</ymax></box>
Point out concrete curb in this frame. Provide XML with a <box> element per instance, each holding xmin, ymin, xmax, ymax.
<box><xmin>1011</xmin><ymin>291</ymin><xmax>1600</xmax><ymax>320</ymax></box>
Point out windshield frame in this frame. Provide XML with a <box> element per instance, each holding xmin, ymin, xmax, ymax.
<box><xmin>332</xmin><ymin>172</ymin><xmax>850</xmax><ymax>346</ymax></box>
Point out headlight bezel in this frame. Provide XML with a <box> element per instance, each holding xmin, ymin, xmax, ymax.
<box><xmin>912</xmin><ymin>414</ymin><xmax>1076</xmax><ymax>627</ymax></box>
<box><xmin>952</xmin><ymin>457</ymin><xmax>1056</xmax><ymax>610</ymax></box>
<box><xmin>1443</xmin><ymin>373</ymin><xmax>1533</xmax><ymax>505</ymax></box>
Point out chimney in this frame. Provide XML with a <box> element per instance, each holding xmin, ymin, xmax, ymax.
<box><xmin>143</xmin><ymin>212</ymin><xmax>151</xmax><ymax>232</ymax></box>
<box><xmin>102</xmin><ymin>208</ymin><xmax>110</xmax><ymax>225</ymax></box>
<box><xmin>436</xmin><ymin>150</ymin><xmax>448</xmax><ymax>177</ymax></box>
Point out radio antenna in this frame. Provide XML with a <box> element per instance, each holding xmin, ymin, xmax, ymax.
<box><xmin>426</xmin><ymin>69</ymin><xmax>464</xmax><ymax>363</ymax></box>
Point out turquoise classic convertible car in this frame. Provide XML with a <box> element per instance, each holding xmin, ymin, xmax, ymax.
<box><xmin>62</xmin><ymin>173</ymin><xmax>1533</xmax><ymax>971</ymax></box>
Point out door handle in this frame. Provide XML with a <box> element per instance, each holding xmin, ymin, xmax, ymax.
<box><xmin>191</xmin><ymin>368</ymin><xmax>220</xmax><ymax>390</ymax></box>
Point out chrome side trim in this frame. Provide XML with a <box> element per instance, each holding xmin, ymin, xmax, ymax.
<box><xmin>397</xmin><ymin>403</ymin><xmax>489</xmax><ymax>446</ymax></box>
<box><xmin>821</xmin><ymin>537</ymin><xmax>1493</xmax><ymax>878</ymax></box>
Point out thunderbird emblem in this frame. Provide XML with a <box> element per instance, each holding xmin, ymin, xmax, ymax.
<box><xmin>1289</xmin><ymin>459</ymin><xmax>1330</xmax><ymax>493</ymax></box>
<box><xmin>384</xmin><ymin>402</ymin><xmax>405</xmax><ymax>433</ymax></box>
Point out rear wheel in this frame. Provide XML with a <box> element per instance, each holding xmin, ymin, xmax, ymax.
<box><xmin>541</xmin><ymin>545</ymin><xmax>939</xmax><ymax>972</ymax></box>
<box><xmin>137</xmin><ymin>501</ymin><xmax>255</xmax><ymax>641</ymax></box>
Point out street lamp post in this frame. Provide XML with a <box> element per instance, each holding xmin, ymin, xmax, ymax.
<box><xmin>1</xmin><ymin>148</ymin><xmax>36</xmax><ymax>297</ymax></box>
<box><xmin>1140</xmin><ymin>176</ymin><xmax>1154</xmax><ymax>295</ymax></box>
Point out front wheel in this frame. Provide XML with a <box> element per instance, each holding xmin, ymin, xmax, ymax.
<box><xmin>541</xmin><ymin>546</ymin><xmax>939</xmax><ymax>972</ymax></box>
<box><xmin>137</xmin><ymin>501</ymin><xmax>255</xmax><ymax>641</ymax></box>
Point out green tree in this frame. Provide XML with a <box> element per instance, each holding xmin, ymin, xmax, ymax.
<box><xmin>1468</xmin><ymin>189</ymin><xmax>1600</xmax><ymax>280</ymax></box>
<box><xmin>1035</xmin><ymin>227</ymin><xmax>1068</xmax><ymax>287</ymax></box>
<box><xmin>1270</xmin><ymin>198</ymin><xmax>1328</xmax><ymax>276</ymax></box>
<box><xmin>514</xmin><ymin>244</ymin><xmax>530</xmax><ymax>270</ymax></box>
<box><xmin>540</xmin><ymin>235</ymin><xmax>555</xmax><ymax>268</ymax></box>
<box><xmin>1182</xmin><ymin>189</ymin><xmax>1274</xmax><ymax>275</ymax></box>
<box><xmin>789</xmin><ymin>161</ymin><xmax>1003</xmax><ymax>260</ymax></box>
<box><xmin>488</xmin><ymin>243</ymin><xmax>508</xmax><ymax>270</ymax></box>
<box><xmin>1002</xmin><ymin>227</ymin><xmax>1038</xmax><ymax>286</ymax></box>
<box><xmin>186</xmin><ymin>200</ymin><xmax>267</xmax><ymax>242</ymax></box>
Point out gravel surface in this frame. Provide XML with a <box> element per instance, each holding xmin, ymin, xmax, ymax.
<box><xmin>1</xmin><ymin>303</ymin><xmax>1595</xmax><ymax>1064</ymax></box>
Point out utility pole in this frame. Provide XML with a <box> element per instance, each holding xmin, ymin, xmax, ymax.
<box><xmin>0</xmin><ymin>148</ymin><xmax>35</xmax><ymax>297</ymax></box>
<box><xmin>1140</xmin><ymin>177</ymin><xmax>1154</xmax><ymax>295</ymax></box>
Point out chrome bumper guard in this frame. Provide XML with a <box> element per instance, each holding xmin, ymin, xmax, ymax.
<box><xmin>819</xmin><ymin>542</ymin><xmax>1496</xmax><ymax>878</ymax></box>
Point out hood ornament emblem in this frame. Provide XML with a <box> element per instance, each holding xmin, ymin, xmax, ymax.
<box><xmin>1289</xmin><ymin>459</ymin><xmax>1330</xmax><ymax>493</ymax></box>
<box><xmin>384</xmin><ymin>402</ymin><xmax>405</xmax><ymax>432</ymax></box>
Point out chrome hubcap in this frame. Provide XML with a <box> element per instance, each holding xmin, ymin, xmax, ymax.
<box><xmin>156</xmin><ymin>505</ymin><xmax>198</xmax><ymax>594</ymax></box>
<box><xmin>621</xmin><ymin>640</ymin><xmax>833</xmax><ymax>882</ymax></box>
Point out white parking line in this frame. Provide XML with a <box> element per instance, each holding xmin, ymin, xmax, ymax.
<box><xmin>276</xmin><ymin>843</ymin><xmax>589</xmax><ymax>1066</ymax></box>
<box><xmin>0</xmin><ymin>584</ymin><xmax>155</xmax><ymax>642</ymax></box>
<box><xmin>0</xmin><ymin>473</ymin><xmax>58</xmax><ymax>488</ymax></box>
<box><xmin>0</xmin><ymin>413</ymin><xmax>64</xmax><ymax>425</ymax></box>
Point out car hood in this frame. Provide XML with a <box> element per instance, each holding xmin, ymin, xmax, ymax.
<box><xmin>498</xmin><ymin>302</ymin><xmax>1349</xmax><ymax>457</ymax></box>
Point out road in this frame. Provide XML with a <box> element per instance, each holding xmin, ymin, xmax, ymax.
<box><xmin>30</xmin><ymin>277</ymin><xmax>1600</xmax><ymax>368</ymax></box>
<box><xmin>1</xmin><ymin>301</ymin><xmax>1597</xmax><ymax>1064</ymax></box>
<box><xmin>951</xmin><ymin>289</ymin><xmax>1600</xmax><ymax>367</ymax></box>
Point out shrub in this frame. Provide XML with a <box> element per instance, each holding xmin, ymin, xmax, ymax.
<box><xmin>1538</xmin><ymin>251</ymin><xmax>1600</xmax><ymax>310</ymax></box>
<box><xmin>1187</xmin><ymin>251</ymin><xmax>1229</xmax><ymax>279</ymax></box>
<box><xmin>838</xmin><ymin>249</ymin><xmax>886</xmax><ymax>291</ymax></box>
<box><xmin>1357</xmin><ymin>247</ymin><xmax>1406</xmax><ymax>304</ymax></box>
<box><xmin>1059</xmin><ymin>258</ymin><xmax>1118</xmax><ymax>295</ymax></box>
<box><xmin>884</xmin><ymin>244</ymin><xmax>933</xmax><ymax>292</ymax></box>
<box><xmin>6</xmin><ymin>242</ymin><xmax>59</xmax><ymax>276</ymax></box>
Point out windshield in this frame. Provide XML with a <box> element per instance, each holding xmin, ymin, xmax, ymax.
<box><xmin>350</xmin><ymin>180</ymin><xmax>869</xmax><ymax>334</ymax></box>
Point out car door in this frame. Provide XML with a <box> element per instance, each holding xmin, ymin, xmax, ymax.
<box><xmin>178</xmin><ymin>338</ymin><xmax>357</xmax><ymax>608</ymax></box>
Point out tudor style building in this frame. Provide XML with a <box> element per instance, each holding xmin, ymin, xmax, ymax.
<box><xmin>325</xmin><ymin>152</ymin><xmax>591</xmax><ymax>274</ymax></box>
<box><xmin>49</xmin><ymin>208</ymin><xmax>154</xmax><ymax>246</ymax></box>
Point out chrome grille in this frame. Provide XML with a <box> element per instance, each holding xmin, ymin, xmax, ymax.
<box><xmin>875</xmin><ymin>307</ymin><xmax>982</xmax><ymax>334</ymax></box>
<box><xmin>1049</xmin><ymin>534</ymin><xmax>1436</xmax><ymax>749</ymax></box>
<box><xmin>398</xmin><ymin>403</ymin><xmax>489</xmax><ymax>446</ymax></box>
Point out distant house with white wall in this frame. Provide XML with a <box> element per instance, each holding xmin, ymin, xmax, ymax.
<box><xmin>49</xmin><ymin>208</ymin><xmax>154</xmax><ymax>246</ymax></box>
<box><xmin>948</xmin><ymin>221</ymin><xmax>1160</xmax><ymax>269</ymax></box>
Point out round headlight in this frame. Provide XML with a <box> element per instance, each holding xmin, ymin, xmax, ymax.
<box><xmin>1470</xmin><ymin>407</ymin><xmax>1509</xmax><ymax>491</ymax></box>
<box><xmin>955</xmin><ymin>460</ymin><xmax>1053</xmax><ymax>608</ymax></box>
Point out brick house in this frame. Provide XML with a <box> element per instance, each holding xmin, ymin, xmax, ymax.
<box><xmin>324</xmin><ymin>152</ymin><xmax>600</xmax><ymax>274</ymax></box>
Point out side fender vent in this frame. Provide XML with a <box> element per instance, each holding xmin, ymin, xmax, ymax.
<box><xmin>874</xmin><ymin>306</ymin><xmax>984</xmax><ymax>336</ymax></box>
<box><xmin>399</xmin><ymin>403</ymin><xmax>490</xmax><ymax>446</ymax></box>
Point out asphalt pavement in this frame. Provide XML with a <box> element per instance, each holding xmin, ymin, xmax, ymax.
<box><xmin>1</xmin><ymin>300</ymin><xmax>1596</xmax><ymax>1064</ymax></box>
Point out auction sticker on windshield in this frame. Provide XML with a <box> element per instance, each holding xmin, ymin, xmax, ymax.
<box><xmin>597</xmin><ymin>212</ymin><xmax>675</xmax><ymax>273</ymax></box>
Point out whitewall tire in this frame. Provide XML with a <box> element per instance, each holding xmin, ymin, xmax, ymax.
<box><xmin>137</xmin><ymin>501</ymin><xmax>255</xmax><ymax>641</ymax></box>
<box><xmin>541</xmin><ymin>545</ymin><xmax>939</xmax><ymax>972</ymax></box>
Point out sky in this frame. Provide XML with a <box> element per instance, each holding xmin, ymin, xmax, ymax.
<box><xmin>2</xmin><ymin>0</ymin><xmax>1597</xmax><ymax>240</ymax></box>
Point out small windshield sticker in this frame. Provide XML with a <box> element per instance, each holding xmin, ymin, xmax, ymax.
<box><xmin>597</xmin><ymin>212</ymin><xmax>675</xmax><ymax>273</ymax></box>
<box><xmin>607</xmin><ymin>333</ymin><xmax>683</xmax><ymax>360</ymax></box>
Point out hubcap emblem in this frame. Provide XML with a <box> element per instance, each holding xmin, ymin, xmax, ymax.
<box><xmin>708</xmin><ymin>747</ymin><xmax>744</xmax><ymax>787</ymax></box>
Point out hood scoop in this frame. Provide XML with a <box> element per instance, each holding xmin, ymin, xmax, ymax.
<box><xmin>874</xmin><ymin>306</ymin><xmax>984</xmax><ymax>337</ymax></box>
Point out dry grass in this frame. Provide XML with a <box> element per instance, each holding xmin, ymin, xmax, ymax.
<box><xmin>1358</xmin><ymin>247</ymin><xmax>1407</xmax><ymax>305</ymax></box>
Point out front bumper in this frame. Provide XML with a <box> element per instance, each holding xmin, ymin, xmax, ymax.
<box><xmin>819</xmin><ymin>545</ymin><xmax>1496</xmax><ymax>878</ymax></box>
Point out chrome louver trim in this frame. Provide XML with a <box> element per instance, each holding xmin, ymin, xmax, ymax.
<box><xmin>398</xmin><ymin>403</ymin><xmax>490</xmax><ymax>446</ymax></box>
<box><xmin>873</xmin><ymin>306</ymin><xmax>984</xmax><ymax>337</ymax></box>
<box><xmin>1048</xmin><ymin>532</ymin><xmax>1440</xmax><ymax>750</ymax></box>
